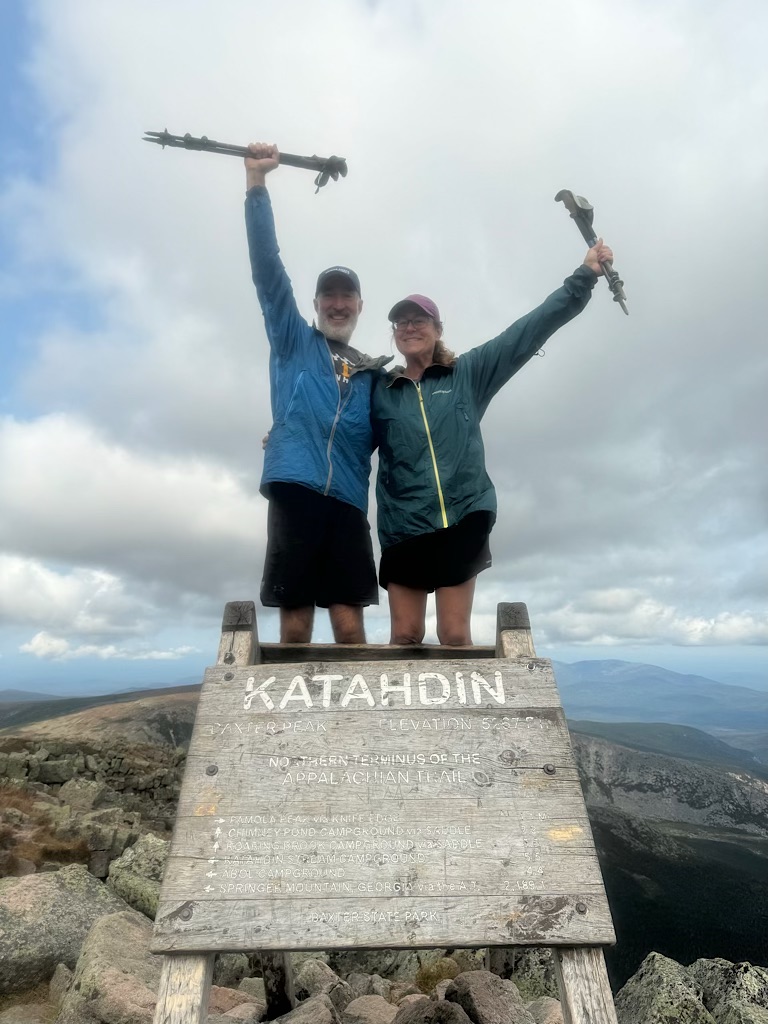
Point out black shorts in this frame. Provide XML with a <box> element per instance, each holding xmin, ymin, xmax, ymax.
<box><xmin>379</xmin><ymin>511</ymin><xmax>494</xmax><ymax>592</ymax></box>
<box><xmin>261</xmin><ymin>483</ymin><xmax>379</xmax><ymax>609</ymax></box>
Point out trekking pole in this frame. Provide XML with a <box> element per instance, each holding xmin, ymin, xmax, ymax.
<box><xmin>555</xmin><ymin>190</ymin><xmax>628</xmax><ymax>314</ymax></box>
<box><xmin>143</xmin><ymin>129</ymin><xmax>348</xmax><ymax>192</ymax></box>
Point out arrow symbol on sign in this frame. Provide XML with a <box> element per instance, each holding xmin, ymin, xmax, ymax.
<box><xmin>213</xmin><ymin>841</ymin><xmax>220</xmax><ymax>851</ymax></box>
<box><xmin>214</xmin><ymin>827</ymin><xmax>222</xmax><ymax>837</ymax></box>
<box><xmin>215</xmin><ymin>818</ymin><xmax>226</xmax><ymax>824</ymax></box>
<box><xmin>205</xmin><ymin>870</ymin><xmax>217</xmax><ymax>878</ymax></box>
<box><xmin>208</xmin><ymin>858</ymin><xmax>218</xmax><ymax>865</ymax></box>
<box><xmin>204</xmin><ymin>885</ymin><xmax>215</xmax><ymax>893</ymax></box>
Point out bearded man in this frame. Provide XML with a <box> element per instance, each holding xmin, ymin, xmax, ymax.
<box><xmin>244</xmin><ymin>143</ymin><xmax>389</xmax><ymax>643</ymax></box>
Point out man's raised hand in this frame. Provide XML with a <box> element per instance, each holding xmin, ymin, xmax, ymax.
<box><xmin>245</xmin><ymin>142</ymin><xmax>280</xmax><ymax>189</ymax></box>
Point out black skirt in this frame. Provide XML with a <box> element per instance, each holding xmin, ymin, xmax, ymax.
<box><xmin>379</xmin><ymin>511</ymin><xmax>494</xmax><ymax>593</ymax></box>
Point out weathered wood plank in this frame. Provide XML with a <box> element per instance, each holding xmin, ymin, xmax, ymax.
<box><xmin>217</xmin><ymin>601</ymin><xmax>258</xmax><ymax>667</ymax></box>
<box><xmin>152</xmin><ymin>953</ymin><xmax>213</xmax><ymax>1024</ymax></box>
<box><xmin>198</xmin><ymin>658</ymin><xmax>564</xmax><ymax>716</ymax></box>
<box><xmin>151</xmin><ymin>892</ymin><xmax>614</xmax><ymax>953</ymax></box>
<box><xmin>554</xmin><ymin>947</ymin><xmax>619</xmax><ymax>1024</ymax></box>
<box><xmin>496</xmin><ymin>602</ymin><xmax>537</xmax><ymax>659</ymax></box>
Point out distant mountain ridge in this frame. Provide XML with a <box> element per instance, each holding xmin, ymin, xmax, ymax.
<box><xmin>569</xmin><ymin>720</ymin><xmax>766</xmax><ymax>775</ymax></box>
<box><xmin>553</xmin><ymin>659</ymin><xmax>768</xmax><ymax>730</ymax></box>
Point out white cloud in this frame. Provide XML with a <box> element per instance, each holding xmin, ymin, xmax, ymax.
<box><xmin>20</xmin><ymin>631</ymin><xmax>198</xmax><ymax>661</ymax></box>
<box><xmin>1</xmin><ymin>0</ymin><xmax>767</xmax><ymax>670</ymax></box>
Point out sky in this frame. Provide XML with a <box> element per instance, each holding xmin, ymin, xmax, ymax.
<box><xmin>1</xmin><ymin>0</ymin><xmax>767</xmax><ymax>695</ymax></box>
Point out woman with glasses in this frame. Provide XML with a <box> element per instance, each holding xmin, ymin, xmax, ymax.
<box><xmin>372</xmin><ymin>240</ymin><xmax>613</xmax><ymax>646</ymax></box>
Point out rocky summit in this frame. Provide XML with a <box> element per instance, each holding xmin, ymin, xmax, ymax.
<box><xmin>1</xmin><ymin>687</ymin><xmax>768</xmax><ymax>1022</ymax></box>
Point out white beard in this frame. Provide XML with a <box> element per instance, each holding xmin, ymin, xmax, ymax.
<box><xmin>317</xmin><ymin>310</ymin><xmax>359</xmax><ymax>344</ymax></box>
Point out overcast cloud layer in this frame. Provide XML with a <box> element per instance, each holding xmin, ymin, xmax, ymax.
<box><xmin>1</xmin><ymin>0</ymin><xmax>767</xmax><ymax>688</ymax></box>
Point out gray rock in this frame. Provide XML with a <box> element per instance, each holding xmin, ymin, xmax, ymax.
<box><xmin>445</xmin><ymin>971</ymin><xmax>534</xmax><ymax>1024</ymax></box>
<box><xmin>371</xmin><ymin>976</ymin><xmax>393</xmax><ymax>1001</ymax></box>
<box><xmin>614</xmin><ymin>952</ymin><xmax>716</xmax><ymax>1024</ymax></box>
<box><xmin>390</xmin><ymin>984</ymin><xmax>422</xmax><ymax>1004</ymax></box>
<box><xmin>273</xmin><ymin>993</ymin><xmax>340</xmax><ymax>1023</ymax></box>
<box><xmin>687</xmin><ymin>957</ymin><xmax>768</xmax><ymax>1024</ymax></box>
<box><xmin>36</xmin><ymin>759</ymin><xmax>76</xmax><ymax>785</ymax></box>
<box><xmin>393</xmin><ymin>1000</ymin><xmax>472</xmax><ymax>1023</ymax></box>
<box><xmin>57</xmin><ymin>909</ymin><xmax>160</xmax><ymax>1024</ymax></box>
<box><xmin>330</xmin><ymin>951</ymin><xmax>441</xmax><ymax>982</ymax></box>
<box><xmin>106</xmin><ymin>833</ymin><xmax>168</xmax><ymax>918</ymax></box>
<box><xmin>348</xmin><ymin>974</ymin><xmax>375</xmax><ymax>1000</ymax></box>
<box><xmin>295</xmin><ymin>958</ymin><xmax>353</xmax><ymax>1011</ymax></box>
<box><xmin>239</xmin><ymin>978</ymin><xmax>267</xmax><ymax>1001</ymax></box>
<box><xmin>5</xmin><ymin>753</ymin><xmax>28</xmax><ymax>779</ymax></box>
<box><xmin>0</xmin><ymin>864</ymin><xmax>131</xmax><ymax>995</ymax></box>
<box><xmin>487</xmin><ymin>949</ymin><xmax>557</xmax><ymax>1002</ymax></box>
<box><xmin>524</xmin><ymin>998</ymin><xmax>562</xmax><ymax>1024</ymax></box>
<box><xmin>58</xmin><ymin>779</ymin><xmax>109</xmax><ymax>813</ymax></box>
<box><xmin>50</xmin><ymin>962</ymin><xmax>74</xmax><ymax>1006</ymax></box>
<box><xmin>342</xmin><ymin>994</ymin><xmax>398</xmax><ymax>1023</ymax></box>
<box><xmin>0</xmin><ymin>1004</ymin><xmax>54</xmax><ymax>1024</ymax></box>
<box><xmin>291</xmin><ymin>951</ymin><xmax>330</xmax><ymax>970</ymax></box>
<box><xmin>213</xmin><ymin>954</ymin><xmax>250</xmax><ymax>989</ymax></box>
<box><xmin>208</xmin><ymin>985</ymin><xmax>263</xmax><ymax>1016</ymax></box>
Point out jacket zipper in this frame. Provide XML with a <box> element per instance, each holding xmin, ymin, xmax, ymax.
<box><xmin>323</xmin><ymin>339</ymin><xmax>349</xmax><ymax>495</ymax></box>
<box><xmin>415</xmin><ymin>381</ymin><xmax>449</xmax><ymax>528</ymax></box>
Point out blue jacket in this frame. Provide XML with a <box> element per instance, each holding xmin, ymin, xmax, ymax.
<box><xmin>372</xmin><ymin>266</ymin><xmax>598</xmax><ymax>550</ymax></box>
<box><xmin>245</xmin><ymin>187</ymin><xmax>389</xmax><ymax>514</ymax></box>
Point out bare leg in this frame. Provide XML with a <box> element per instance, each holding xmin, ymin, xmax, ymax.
<box><xmin>435</xmin><ymin>577</ymin><xmax>476</xmax><ymax>645</ymax></box>
<box><xmin>388</xmin><ymin>584</ymin><xmax>429</xmax><ymax>644</ymax></box>
<box><xmin>280</xmin><ymin>607</ymin><xmax>314</xmax><ymax>643</ymax></box>
<box><xmin>329</xmin><ymin>604</ymin><xmax>366</xmax><ymax>644</ymax></box>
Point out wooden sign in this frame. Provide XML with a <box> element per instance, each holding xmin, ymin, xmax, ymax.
<box><xmin>151</xmin><ymin>658</ymin><xmax>614</xmax><ymax>953</ymax></box>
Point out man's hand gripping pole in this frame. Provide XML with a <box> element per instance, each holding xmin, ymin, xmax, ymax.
<box><xmin>143</xmin><ymin>130</ymin><xmax>348</xmax><ymax>192</ymax></box>
<box><xmin>555</xmin><ymin>190</ymin><xmax>628</xmax><ymax>314</ymax></box>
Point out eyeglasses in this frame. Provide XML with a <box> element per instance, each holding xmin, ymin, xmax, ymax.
<box><xmin>392</xmin><ymin>316</ymin><xmax>431</xmax><ymax>330</ymax></box>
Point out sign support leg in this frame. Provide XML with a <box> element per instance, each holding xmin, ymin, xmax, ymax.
<box><xmin>153</xmin><ymin>953</ymin><xmax>214</xmax><ymax>1024</ymax></box>
<box><xmin>553</xmin><ymin>947</ymin><xmax>618</xmax><ymax>1024</ymax></box>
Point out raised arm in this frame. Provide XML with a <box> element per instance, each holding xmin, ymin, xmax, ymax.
<box><xmin>244</xmin><ymin>142</ymin><xmax>306</xmax><ymax>356</ymax></box>
<box><xmin>465</xmin><ymin>241</ymin><xmax>613</xmax><ymax>415</ymax></box>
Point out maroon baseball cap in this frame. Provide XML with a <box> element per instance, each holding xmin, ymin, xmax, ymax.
<box><xmin>388</xmin><ymin>294</ymin><xmax>441</xmax><ymax>323</ymax></box>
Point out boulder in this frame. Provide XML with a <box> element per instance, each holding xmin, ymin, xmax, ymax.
<box><xmin>342</xmin><ymin>994</ymin><xmax>399</xmax><ymax>1023</ymax></box>
<box><xmin>330</xmin><ymin>951</ymin><xmax>444</xmax><ymax>983</ymax></box>
<box><xmin>0</xmin><ymin>1005</ymin><xmax>55</xmax><ymax>1024</ymax></box>
<box><xmin>416</xmin><ymin>958</ymin><xmax>460</xmax><ymax>994</ymax></box>
<box><xmin>686</xmin><ymin>957</ymin><xmax>768</xmax><ymax>1023</ymax></box>
<box><xmin>392</xmin><ymin>1001</ymin><xmax>472</xmax><ymax>1023</ymax></box>
<box><xmin>239</xmin><ymin>978</ymin><xmax>267</xmax><ymax>1001</ymax></box>
<box><xmin>444</xmin><ymin>971</ymin><xmax>535</xmax><ymax>1024</ymax></box>
<box><xmin>208</xmin><ymin>986</ymin><xmax>263</xmax><ymax>1015</ymax></box>
<box><xmin>0</xmin><ymin>864</ymin><xmax>131</xmax><ymax>994</ymax></box>
<box><xmin>213</xmin><ymin>954</ymin><xmax>251</xmax><ymax>989</ymax></box>
<box><xmin>273</xmin><ymin>993</ymin><xmax>340</xmax><ymax>1022</ymax></box>
<box><xmin>614</xmin><ymin>952</ymin><xmax>716</xmax><ymax>1024</ymax></box>
<box><xmin>58</xmin><ymin>779</ymin><xmax>109</xmax><ymax>813</ymax></box>
<box><xmin>56</xmin><ymin>910</ymin><xmax>160</xmax><ymax>1024</ymax></box>
<box><xmin>524</xmin><ymin>997</ymin><xmax>562</xmax><ymax>1024</ymax></box>
<box><xmin>390</xmin><ymin>984</ymin><xmax>423</xmax><ymax>1004</ymax></box>
<box><xmin>50</xmin><ymin>962</ymin><xmax>75</xmax><ymax>1006</ymax></box>
<box><xmin>295</xmin><ymin>958</ymin><xmax>353</xmax><ymax>1011</ymax></box>
<box><xmin>106</xmin><ymin>833</ymin><xmax>169</xmax><ymax>918</ymax></box>
<box><xmin>487</xmin><ymin>949</ymin><xmax>557</xmax><ymax>1002</ymax></box>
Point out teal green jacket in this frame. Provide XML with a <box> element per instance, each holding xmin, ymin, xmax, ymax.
<box><xmin>372</xmin><ymin>265</ymin><xmax>598</xmax><ymax>550</ymax></box>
